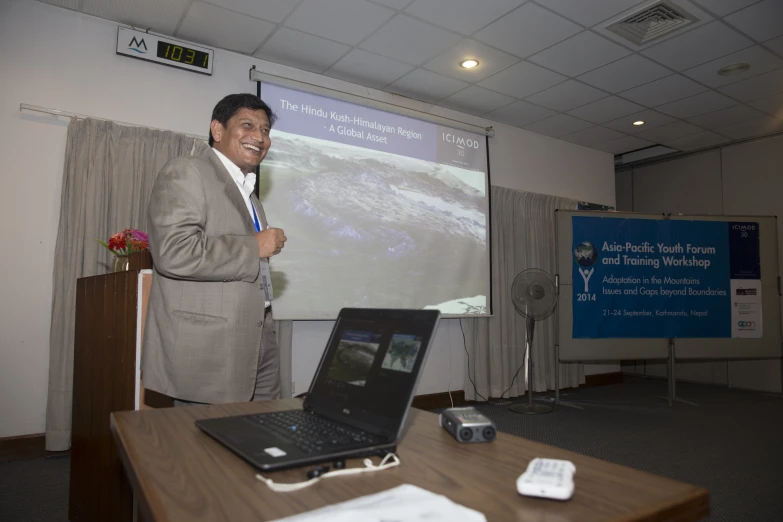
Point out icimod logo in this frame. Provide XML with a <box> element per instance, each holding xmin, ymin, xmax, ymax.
<box><xmin>738</xmin><ymin>321</ymin><xmax>755</xmax><ymax>328</ymax></box>
<box><xmin>128</xmin><ymin>36</ymin><xmax>147</xmax><ymax>54</ymax></box>
<box><xmin>574</xmin><ymin>242</ymin><xmax>598</xmax><ymax>292</ymax></box>
<box><xmin>441</xmin><ymin>133</ymin><xmax>480</xmax><ymax>149</ymax></box>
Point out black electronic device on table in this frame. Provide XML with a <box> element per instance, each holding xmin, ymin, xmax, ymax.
<box><xmin>196</xmin><ymin>308</ymin><xmax>440</xmax><ymax>471</ymax></box>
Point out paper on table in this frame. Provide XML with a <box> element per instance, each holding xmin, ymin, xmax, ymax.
<box><xmin>270</xmin><ymin>484</ymin><xmax>486</xmax><ymax>522</ymax></box>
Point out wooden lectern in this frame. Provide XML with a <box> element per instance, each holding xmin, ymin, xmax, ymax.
<box><xmin>69</xmin><ymin>252</ymin><xmax>169</xmax><ymax>522</ymax></box>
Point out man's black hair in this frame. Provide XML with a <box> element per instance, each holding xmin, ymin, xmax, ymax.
<box><xmin>209</xmin><ymin>93</ymin><xmax>277</xmax><ymax>146</ymax></box>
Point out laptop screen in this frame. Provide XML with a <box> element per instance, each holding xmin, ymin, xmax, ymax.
<box><xmin>304</xmin><ymin>308</ymin><xmax>440</xmax><ymax>438</ymax></box>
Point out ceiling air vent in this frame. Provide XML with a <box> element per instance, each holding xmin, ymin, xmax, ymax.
<box><xmin>606</xmin><ymin>1</ymin><xmax>698</xmax><ymax>46</ymax></box>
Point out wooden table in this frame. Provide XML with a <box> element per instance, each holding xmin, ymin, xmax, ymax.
<box><xmin>111</xmin><ymin>400</ymin><xmax>709</xmax><ymax>522</ymax></box>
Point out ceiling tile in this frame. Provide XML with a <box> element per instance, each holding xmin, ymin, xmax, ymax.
<box><xmin>285</xmin><ymin>0</ymin><xmax>394</xmax><ymax>45</ymax></box>
<box><xmin>360</xmin><ymin>15</ymin><xmax>464</xmax><ymax>65</ymax></box>
<box><xmin>387</xmin><ymin>68</ymin><xmax>468</xmax><ymax>103</ymax></box>
<box><xmin>535</xmin><ymin>0</ymin><xmax>644</xmax><ymax>27</ymax></box>
<box><xmin>656</xmin><ymin>91</ymin><xmax>738</xmax><ymax>119</ymax></box>
<box><xmin>478</xmin><ymin>61</ymin><xmax>567</xmax><ymax>98</ymax></box>
<box><xmin>641</xmin><ymin>21</ymin><xmax>754</xmax><ymax>71</ymax></box>
<box><xmin>525</xmin><ymin>80</ymin><xmax>608</xmax><ymax>112</ymax></box>
<box><xmin>635</xmin><ymin>121</ymin><xmax>704</xmax><ymax>142</ymax></box>
<box><xmin>663</xmin><ymin>130</ymin><xmax>730</xmax><ymax>151</ymax></box>
<box><xmin>325</xmin><ymin>50</ymin><xmax>413</xmax><ymax>89</ymax></box>
<box><xmin>484</xmin><ymin>100</ymin><xmax>557</xmax><ymax>127</ymax></box>
<box><xmin>716</xmin><ymin>115</ymin><xmax>783</xmax><ymax>139</ymax></box>
<box><xmin>765</xmin><ymin>35</ymin><xmax>783</xmax><ymax>58</ymax></box>
<box><xmin>37</xmin><ymin>0</ymin><xmax>79</xmax><ymax>9</ymax></box>
<box><xmin>578</xmin><ymin>54</ymin><xmax>671</xmax><ymax>93</ymax></box>
<box><xmin>691</xmin><ymin>0</ymin><xmax>758</xmax><ymax>16</ymax></box>
<box><xmin>750</xmin><ymin>92</ymin><xmax>783</xmax><ymax>120</ymax></box>
<box><xmin>254</xmin><ymin>27</ymin><xmax>349</xmax><ymax>74</ymax></box>
<box><xmin>83</xmin><ymin>0</ymin><xmax>190</xmax><ymax>35</ymax></box>
<box><xmin>178</xmin><ymin>1</ymin><xmax>275</xmax><ymax>53</ymax></box>
<box><xmin>528</xmin><ymin>31</ymin><xmax>631</xmax><ymax>76</ymax></box>
<box><xmin>439</xmin><ymin>86</ymin><xmax>516</xmax><ymax>116</ymax></box>
<box><xmin>620</xmin><ymin>75</ymin><xmax>708</xmax><ymax>106</ymax></box>
<box><xmin>748</xmin><ymin>92</ymin><xmax>783</xmax><ymax>117</ymax></box>
<box><xmin>725</xmin><ymin>0</ymin><xmax>783</xmax><ymax>42</ymax></box>
<box><xmin>718</xmin><ymin>68</ymin><xmax>783</xmax><ymax>101</ymax></box>
<box><xmin>473</xmin><ymin>3</ymin><xmax>581</xmax><ymax>58</ymax></box>
<box><xmin>604</xmin><ymin>109</ymin><xmax>677</xmax><ymax>134</ymax></box>
<box><xmin>682</xmin><ymin>45</ymin><xmax>783</xmax><ymax>88</ymax></box>
<box><xmin>206</xmin><ymin>0</ymin><xmax>299</xmax><ymax>23</ymax></box>
<box><xmin>688</xmin><ymin>104</ymin><xmax>767</xmax><ymax>128</ymax></box>
<box><xmin>558</xmin><ymin>126</ymin><xmax>626</xmax><ymax>147</ymax></box>
<box><xmin>524</xmin><ymin>114</ymin><xmax>594</xmax><ymax>137</ymax></box>
<box><xmin>422</xmin><ymin>39</ymin><xmax>519</xmax><ymax>82</ymax></box>
<box><xmin>372</xmin><ymin>0</ymin><xmax>413</xmax><ymax>8</ymax></box>
<box><xmin>593</xmin><ymin>135</ymin><xmax>655</xmax><ymax>154</ymax></box>
<box><xmin>567</xmin><ymin>96</ymin><xmax>644</xmax><ymax>123</ymax></box>
<box><xmin>403</xmin><ymin>0</ymin><xmax>524</xmax><ymax>35</ymax></box>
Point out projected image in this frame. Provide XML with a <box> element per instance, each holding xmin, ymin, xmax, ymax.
<box><xmin>260</xmin><ymin>132</ymin><xmax>488</xmax><ymax>318</ymax></box>
<box><xmin>326</xmin><ymin>330</ymin><xmax>381</xmax><ymax>387</ymax></box>
<box><xmin>381</xmin><ymin>334</ymin><xmax>422</xmax><ymax>373</ymax></box>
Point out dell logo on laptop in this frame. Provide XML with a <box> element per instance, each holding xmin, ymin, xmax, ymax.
<box><xmin>342</xmin><ymin>408</ymin><xmax>351</xmax><ymax>415</ymax></box>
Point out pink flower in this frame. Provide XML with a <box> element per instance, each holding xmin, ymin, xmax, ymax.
<box><xmin>130</xmin><ymin>229</ymin><xmax>148</xmax><ymax>242</ymax></box>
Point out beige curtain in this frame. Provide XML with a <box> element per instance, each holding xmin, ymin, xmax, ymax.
<box><xmin>462</xmin><ymin>186</ymin><xmax>584</xmax><ymax>401</ymax></box>
<box><xmin>46</xmin><ymin>118</ymin><xmax>295</xmax><ymax>450</ymax></box>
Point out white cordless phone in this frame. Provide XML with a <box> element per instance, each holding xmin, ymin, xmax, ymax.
<box><xmin>516</xmin><ymin>458</ymin><xmax>576</xmax><ymax>501</ymax></box>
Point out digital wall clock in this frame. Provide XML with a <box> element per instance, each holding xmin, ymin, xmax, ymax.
<box><xmin>116</xmin><ymin>27</ymin><xmax>214</xmax><ymax>76</ymax></box>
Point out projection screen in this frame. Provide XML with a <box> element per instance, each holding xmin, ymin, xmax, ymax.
<box><xmin>257</xmin><ymin>81</ymin><xmax>491</xmax><ymax>320</ymax></box>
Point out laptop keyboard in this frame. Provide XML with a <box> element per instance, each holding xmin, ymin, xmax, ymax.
<box><xmin>246</xmin><ymin>410</ymin><xmax>381</xmax><ymax>455</ymax></box>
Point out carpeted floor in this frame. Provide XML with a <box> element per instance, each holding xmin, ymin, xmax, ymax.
<box><xmin>0</xmin><ymin>453</ymin><xmax>70</xmax><ymax>521</ymax></box>
<box><xmin>1</xmin><ymin>376</ymin><xmax>781</xmax><ymax>521</ymax></box>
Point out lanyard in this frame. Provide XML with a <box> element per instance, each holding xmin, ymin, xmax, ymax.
<box><xmin>250</xmin><ymin>197</ymin><xmax>261</xmax><ymax>232</ymax></box>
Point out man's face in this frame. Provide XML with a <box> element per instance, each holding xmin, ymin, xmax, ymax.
<box><xmin>210</xmin><ymin>108</ymin><xmax>271</xmax><ymax>174</ymax></box>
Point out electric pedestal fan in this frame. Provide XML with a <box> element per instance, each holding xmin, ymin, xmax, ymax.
<box><xmin>508</xmin><ymin>268</ymin><xmax>558</xmax><ymax>415</ymax></box>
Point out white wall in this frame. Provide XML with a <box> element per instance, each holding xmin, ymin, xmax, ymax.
<box><xmin>0</xmin><ymin>0</ymin><xmax>615</xmax><ymax>438</ymax></box>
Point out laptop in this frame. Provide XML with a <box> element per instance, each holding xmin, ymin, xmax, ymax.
<box><xmin>196</xmin><ymin>308</ymin><xmax>441</xmax><ymax>471</ymax></box>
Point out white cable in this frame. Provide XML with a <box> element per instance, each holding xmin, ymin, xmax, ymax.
<box><xmin>255</xmin><ymin>453</ymin><xmax>400</xmax><ymax>493</ymax></box>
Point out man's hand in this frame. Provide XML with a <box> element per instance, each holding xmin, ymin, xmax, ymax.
<box><xmin>256</xmin><ymin>228</ymin><xmax>287</xmax><ymax>258</ymax></box>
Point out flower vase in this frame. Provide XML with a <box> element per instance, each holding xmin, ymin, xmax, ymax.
<box><xmin>113</xmin><ymin>255</ymin><xmax>131</xmax><ymax>272</ymax></box>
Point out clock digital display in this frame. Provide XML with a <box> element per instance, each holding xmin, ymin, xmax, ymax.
<box><xmin>156</xmin><ymin>41</ymin><xmax>209</xmax><ymax>70</ymax></box>
<box><xmin>117</xmin><ymin>27</ymin><xmax>214</xmax><ymax>75</ymax></box>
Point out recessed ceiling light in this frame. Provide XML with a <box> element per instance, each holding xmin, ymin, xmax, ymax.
<box><xmin>460</xmin><ymin>59</ymin><xmax>479</xmax><ymax>69</ymax></box>
<box><xmin>717</xmin><ymin>62</ymin><xmax>751</xmax><ymax>76</ymax></box>
<box><xmin>633</xmin><ymin>120</ymin><xmax>645</xmax><ymax>126</ymax></box>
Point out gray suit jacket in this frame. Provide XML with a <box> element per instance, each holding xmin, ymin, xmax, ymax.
<box><xmin>142</xmin><ymin>147</ymin><xmax>269</xmax><ymax>403</ymax></box>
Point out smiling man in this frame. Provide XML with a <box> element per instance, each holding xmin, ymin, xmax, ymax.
<box><xmin>142</xmin><ymin>93</ymin><xmax>287</xmax><ymax>406</ymax></box>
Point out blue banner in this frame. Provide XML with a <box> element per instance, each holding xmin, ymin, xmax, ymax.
<box><xmin>572</xmin><ymin>216</ymin><xmax>760</xmax><ymax>338</ymax></box>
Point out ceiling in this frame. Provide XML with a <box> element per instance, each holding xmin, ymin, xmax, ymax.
<box><xmin>37</xmin><ymin>0</ymin><xmax>783</xmax><ymax>156</ymax></box>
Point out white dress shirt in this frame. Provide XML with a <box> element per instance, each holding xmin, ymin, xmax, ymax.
<box><xmin>212</xmin><ymin>148</ymin><xmax>271</xmax><ymax>308</ymax></box>
<box><xmin>213</xmin><ymin>148</ymin><xmax>260</xmax><ymax>225</ymax></box>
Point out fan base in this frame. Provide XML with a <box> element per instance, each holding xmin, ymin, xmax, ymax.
<box><xmin>508</xmin><ymin>403</ymin><xmax>553</xmax><ymax>415</ymax></box>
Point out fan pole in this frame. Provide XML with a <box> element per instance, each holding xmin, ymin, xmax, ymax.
<box><xmin>509</xmin><ymin>316</ymin><xmax>553</xmax><ymax>415</ymax></box>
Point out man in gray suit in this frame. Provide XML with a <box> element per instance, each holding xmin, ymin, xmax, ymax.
<box><xmin>142</xmin><ymin>93</ymin><xmax>287</xmax><ymax>405</ymax></box>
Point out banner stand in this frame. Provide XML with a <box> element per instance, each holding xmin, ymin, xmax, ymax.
<box><xmin>653</xmin><ymin>340</ymin><xmax>699</xmax><ymax>407</ymax></box>
<box><xmin>549</xmin><ymin>346</ymin><xmax>680</xmax><ymax>409</ymax></box>
<box><xmin>551</xmin><ymin>345</ymin><xmax>584</xmax><ymax>410</ymax></box>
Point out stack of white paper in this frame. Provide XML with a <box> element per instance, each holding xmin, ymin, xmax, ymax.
<box><xmin>271</xmin><ymin>484</ymin><xmax>486</xmax><ymax>522</ymax></box>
